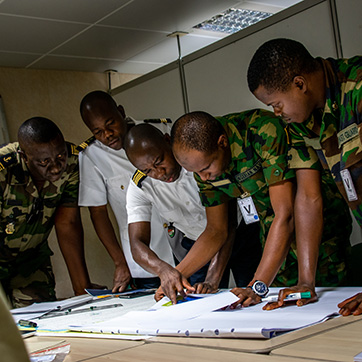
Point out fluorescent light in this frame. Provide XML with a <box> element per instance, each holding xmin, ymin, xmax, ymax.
<box><xmin>193</xmin><ymin>8</ymin><xmax>272</xmax><ymax>34</ymax></box>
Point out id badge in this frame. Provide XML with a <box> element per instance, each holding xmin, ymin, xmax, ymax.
<box><xmin>237</xmin><ymin>196</ymin><xmax>260</xmax><ymax>224</ymax></box>
<box><xmin>340</xmin><ymin>169</ymin><xmax>358</xmax><ymax>201</ymax></box>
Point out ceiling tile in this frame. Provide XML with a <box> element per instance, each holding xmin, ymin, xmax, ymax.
<box><xmin>0</xmin><ymin>0</ymin><xmax>128</xmax><ymax>23</ymax></box>
<box><xmin>114</xmin><ymin>61</ymin><xmax>166</xmax><ymax>75</ymax></box>
<box><xmin>0</xmin><ymin>51</ymin><xmax>41</xmax><ymax>68</ymax></box>
<box><xmin>128</xmin><ymin>37</ymin><xmax>178</xmax><ymax>63</ymax></box>
<box><xmin>30</xmin><ymin>55</ymin><xmax>128</xmax><ymax>73</ymax></box>
<box><xmin>51</xmin><ymin>25</ymin><xmax>166</xmax><ymax>59</ymax></box>
<box><xmin>0</xmin><ymin>15</ymin><xmax>88</xmax><ymax>53</ymax></box>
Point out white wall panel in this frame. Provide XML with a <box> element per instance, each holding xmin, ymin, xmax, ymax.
<box><xmin>184</xmin><ymin>1</ymin><xmax>336</xmax><ymax>116</ymax></box>
<box><xmin>112</xmin><ymin>67</ymin><xmax>184</xmax><ymax>121</ymax></box>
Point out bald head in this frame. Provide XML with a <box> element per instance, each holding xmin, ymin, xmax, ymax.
<box><xmin>125</xmin><ymin>124</ymin><xmax>181</xmax><ymax>183</ymax></box>
<box><xmin>124</xmin><ymin>124</ymin><xmax>165</xmax><ymax>165</ymax></box>
<box><xmin>18</xmin><ymin>117</ymin><xmax>67</xmax><ymax>183</ymax></box>
<box><xmin>18</xmin><ymin>117</ymin><xmax>64</xmax><ymax>151</ymax></box>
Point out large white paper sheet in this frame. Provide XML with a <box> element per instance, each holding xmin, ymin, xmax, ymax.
<box><xmin>71</xmin><ymin>287</ymin><xmax>361</xmax><ymax>339</ymax></box>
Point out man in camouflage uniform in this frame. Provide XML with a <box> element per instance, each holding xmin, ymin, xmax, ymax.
<box><xmin>0</xmin><ymin>117</ymin><xmax>94</xmax><ymax>308</ymax></box>
<box><xmin>247</xmin><ymin>38</ymin><xmax>362</xmax><ymax>316</ymax></box>
<box><xmin>171</xmin><ymin>109</ymin><xmax>351</xmax><ymax>309</ymax></box>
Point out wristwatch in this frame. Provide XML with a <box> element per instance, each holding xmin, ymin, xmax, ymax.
<box><xmin>250</xmin><ymin>280</ymin><xmax>269</xmax><ymax>297</ymax></box>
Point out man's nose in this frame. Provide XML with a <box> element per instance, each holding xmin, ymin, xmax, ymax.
<box><xmin>199</xmin><ymin>172</ymin><xmax>209</xmax><ymax>182</ymax></box>
<box><xmin>49</xmin><ymin>160</ymin><xmax>63</xmax><ymax>174</ymax></box>
<box><xmin>104</xmin><ymin>128</ymin><xmax>113</xmax><ymax>139</ymax></box>
<box><xmin>273</xmin><ymin>107</ymin><xmax>282</xmax><ymax>117</ymax></box>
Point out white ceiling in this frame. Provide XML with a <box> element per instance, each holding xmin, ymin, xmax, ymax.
<box><xmin>0</xmin><ymin>0</ymin><xmax>302</xmax><ymax>75</ymax></box>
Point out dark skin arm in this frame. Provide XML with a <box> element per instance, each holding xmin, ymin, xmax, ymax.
<box><xmin>193</xmin><ymin>201</ymin><xmax>237</xmax><ymax>294</ymax></box>
<box><xmin>129</xmin><ymin>221</ymin><xmax>194</xmax><ymax>305</ymax></box>
<box><xmin>89</xmin><ymin>205</ymin><xmax>132</xmax><ymax>292</ymax></box>
<box><xmin>54</xmin><ymin>205</ymin><xmax>92</xmax><ymax>295</ymax></box>
<box><xmin>176</xmin><ymin>202</ymin><xmax>230</xmax><ymax>277</ymax></box>
<box><xmin>155</xmin><ymin>202</ymin><xmax>230</xmax><ymax>302</ymax></box>
<box><xmin>231</xmin><ymin>180</ymin><xmax>295</xmax><ymax>308</ymax></box>
<box><xmin>265</xmin><ymin>169</ymin><xmax>321</xmax><ymax>310</ymax></box>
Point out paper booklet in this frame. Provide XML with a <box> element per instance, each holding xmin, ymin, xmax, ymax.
<box><xmin>69</xmin><ymin>287</ymin><xmax>361</xmax><ymax>339</ymax></box>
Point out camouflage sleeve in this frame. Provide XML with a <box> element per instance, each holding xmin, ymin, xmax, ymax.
<box><xmin>59</xmin><ymin>156</ymin><xmax>79</xmax><ymax>207</ymax></box>
<box><xmin>287</xmin><ymin>123</ymin><xmax>322</xmax><ymax>170</ymax></box>
<box><xmin>194</xmin><ymin>173</ymin><xmax>233</xmax><ymax>207</ymax></box>
<box><xmin>340</xmin><ymin>56</ymin><xmax>362</xmax><ymax>124</ymax></box>
<box><xmin>252</xmin><ymin>117</ymin><xmax>295</xmax><ymax>186</ymax></box>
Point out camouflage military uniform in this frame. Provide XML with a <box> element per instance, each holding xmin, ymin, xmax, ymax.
<box><xmin>288</xmin><ymin>56</ymin><xmax>362</xmax><ymax>226</ymax></box>
<box><xmin>196</xmin><ymin>109</ymin><xmax>351</xmax><ymax>286</ymax></box>
<box><xmin>0</xmin><ymin>142</ymin><xmax>79</xmax><ymax>307</ymax></box>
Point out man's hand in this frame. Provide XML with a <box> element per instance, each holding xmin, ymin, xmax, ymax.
<box><xmin>112</xmin><ymin>264</ymin><xmax>132</xmax><ymax>293</ymax></box>
<box><xmin>230</xmin><ymin>287</ymin><xmax>261</xmax><ymax>308</ymax></box>
<box><xmin>338</xmin><ymin>292</ymin><xmax>362</xmax><ymax>316</ymax></box>
<box><xmin>263</xmin><ymin>285</ymin><xmax>317</xmax><ymax>311</ymax></box>
<box><xmin>158</xmin><ymin>264</ymin><xmax>195</xmax><ymax>304</ymax></box>
<box><xmin>193</xmin><ymin>281</ymin><xmax>218</xmax><ymax>294</ymax></box>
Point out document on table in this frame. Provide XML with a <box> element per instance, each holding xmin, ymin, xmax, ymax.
<box><xmin>71</xmin><ymin>287</ymin><xmax>361</xmax><ymax>339</ymax></box>
<box><xmin>11</xmin><ymin>294</ymin><xmax>94</xmax><ymax>323</ymax></box>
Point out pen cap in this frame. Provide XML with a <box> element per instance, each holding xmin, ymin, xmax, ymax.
<box><xmin>300</xmin><ymin>292</ymin><xmax>312</xmax><ymax>299</ymax></box>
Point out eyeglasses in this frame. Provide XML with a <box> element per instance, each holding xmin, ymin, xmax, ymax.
<box><xmin>26</xmin><ymin>198</ymin><xmax>44</xmax><ymax>224</ymax></box>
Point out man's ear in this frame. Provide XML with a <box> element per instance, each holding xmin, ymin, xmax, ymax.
<box><xmin>163</xmin><ymin>133</ymin><xmax>171</xmax><ymax>144</ymax></box>
<box><xmin>293</xmin><ymin>76</ymin><xmax>307</xmax><ymax>92</ymax></box>
<box><xmin>217</xmin><ymin>134</ymin><xmax>228</xmax><ymax>149</ymax></box>
<box><xmin>18</xmin><ymin>149</ymin><xmax>27</xmax><ymax>162</ymax></box>
<box><xmin>117</xmin><ymin>105</ymin><xmax>126</xmax><ymax>119</ymax></box>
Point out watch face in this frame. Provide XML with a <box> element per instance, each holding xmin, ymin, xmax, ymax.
<box><xmin>253</xmin><ymin>281</ymin><xmax>268</xmax><ymax>296</ymax></box>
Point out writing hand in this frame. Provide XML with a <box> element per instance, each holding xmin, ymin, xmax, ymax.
<box><xmin>263</xmin><ymin>285</ymin><xmax>317</xmax><ymax>311</ymax></box>
<box><xmin>159</xmin><ymin>265</ymin><xmax>195</xmax><ymax>304</ymax></box>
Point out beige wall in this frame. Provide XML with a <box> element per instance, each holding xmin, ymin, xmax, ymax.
<box><xmin>0</xmin><ymin>66</ymin><xmax>139</xmax><ymax>298</ymax></box>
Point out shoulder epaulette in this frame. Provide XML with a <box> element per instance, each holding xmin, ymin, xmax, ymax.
<box><xmin>0</xmin><ymin>151</ymin><xmax>17</xmax><ymax>171</ymax></box>
<box><xmin>65</xmin><ymin>142</ymin><xmax>80</xmax><ymax>156</ymax></box>
<box><xmin>76</xmin><ymin>136</ymin><xmax>96</xmax><ymax>152</ymax></box>
<box><xmin>143</xmin><ymin>118</ymin><xmax>172</xmax><ymax>124</ymax></box>
<box><xmin>132</xmin><ymin>170</ymin><xmax>147</xmax><ymax>188</ymax></box>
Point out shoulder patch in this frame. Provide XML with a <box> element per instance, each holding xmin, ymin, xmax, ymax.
<box><xmin>76</xmin><ymin>136</ymin><xmax>96</xmax><ymax>152</ymax></box>
<box><xmin>143</xmin><ymin>118</ymin><xmax>172</xmax><ymax>124</ymax></box>
<box><xmin>0</xmin><ymin>151</ymin><xmax>17</xmax><ymax>171</ymax></box>
<box><xmin>132</xmin><ymin>170</ymin><xmax>147</xmax><ymax>188</ymax></box>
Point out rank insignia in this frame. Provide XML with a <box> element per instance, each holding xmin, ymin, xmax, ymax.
<box><xmin>167</xmin><ymin>222</ymin><xmax>175</xmax><ymax>238</ymax></box>
<box><xmin>5</xmin><ymin>222</ymin><xmax>15</xmax><ymax>234</ymax></box>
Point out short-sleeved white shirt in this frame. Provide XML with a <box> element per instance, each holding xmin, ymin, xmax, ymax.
<box><xmin>127</xmin><ymin>168</ymin><xmax>207</xmax><ymax>246</ymax></box>
<box><xmin>78</xmin><ymin>137</ymin><xmax>175</xmax><ymax>278</ymax></box>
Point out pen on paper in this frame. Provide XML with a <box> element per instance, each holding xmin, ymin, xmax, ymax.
<box><xmin>39</xmin><ymin>303</ymin><xmax>123</xmax><ymax>319</ymax></box>
<box><xmin>18</xmin><ymin>319</ymin><xmax>37</xmax><ymax>328</ymax></box>
<box><xmin>261</xmin><ymin>292</ymin><xmax>312</xmax><ymax>303</ymax></box>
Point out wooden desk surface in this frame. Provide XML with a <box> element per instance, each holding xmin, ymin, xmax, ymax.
<box><xmin>77</xmin><ymin>342</ymin><xmax>325</xmax><ymax>362</ymax></box>
<box><xmin>271</xmin><ymin>315</ymin><xmax>362</xmax><ymax>362</ymax></box>
<box><xmin>24</xmin><ymin>315</ymin><xmax>362</xmax><ymax>361</ymax></box>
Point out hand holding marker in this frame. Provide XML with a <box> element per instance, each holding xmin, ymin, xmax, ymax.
<box><xmin>262</xmin><ymin>292</ymin><xmax>312</xmax><ymax>303</ymax></box>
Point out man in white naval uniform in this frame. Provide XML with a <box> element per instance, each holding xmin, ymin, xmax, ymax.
<box><xmin>78</xmin><ymin>91</ymin><xmax>175</xmax><ymax>292</ymax></box>
<box><xmin>125</xmin><ymin>124</ymin><xmax>261</xmax><ymax>304</ymax></box>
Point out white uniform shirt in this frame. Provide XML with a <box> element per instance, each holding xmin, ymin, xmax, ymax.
<box><xmin>78</xmin><ymin>138</ymin><xmax>175</xmax><ymax>278</ymax></box>
<box><xmin>127</xmin><ymin>168</ymin><xmax>207</xmax><ymax>258</ymax></box>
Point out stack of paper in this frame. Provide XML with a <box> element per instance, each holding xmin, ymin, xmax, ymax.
<box><xmin>70</xmin><ymin>287</ymin><xmax>361</xmax><ymax>339</ymax></box>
